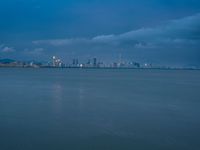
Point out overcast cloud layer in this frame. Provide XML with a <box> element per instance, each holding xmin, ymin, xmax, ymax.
<box><xmin>0</xmin><ymin>0</ymin><xmax>200</xmax><ymax>67</ymax></box>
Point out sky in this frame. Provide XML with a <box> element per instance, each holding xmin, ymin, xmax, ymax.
<box><xmin>0</xmin><ymin>0</ymin><xmax>200</xmax><ymax>66</ymax></box>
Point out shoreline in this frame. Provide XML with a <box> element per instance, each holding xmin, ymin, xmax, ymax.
<box><xmin>0</xmin><ymin>66</ymin><xmax>199</xmax><ymax>71</ymax></box>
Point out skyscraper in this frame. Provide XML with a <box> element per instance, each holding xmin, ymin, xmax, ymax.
<box><xmin>52</xmin><ymin>56</ymin><xmax>56</xmax><ymax>67</ymax></box>
<box><xmin>72</xmin><ymin>59</ymin><xmax>79</xmax><ymax>67</ymax></box>
<box><xmin>52</xmin><ymin>56</ymin><xmax>62</xmax><ymax>67</ymax></box>
<box><xmin>93</xmin><ymin>58</ymin><xmax>97</xmax><ymax>67</ymax></box>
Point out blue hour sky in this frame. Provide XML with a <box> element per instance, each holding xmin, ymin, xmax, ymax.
<box><xmin>0</xmin><ymin>0</ymin><xmax>200</xmax><ymax>66</ymax></box>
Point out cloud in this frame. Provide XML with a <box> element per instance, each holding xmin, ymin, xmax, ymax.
<box><xmin>31</xmin><ymin>13</ymin><xmax>200</xmax><ymax>66</ymax></box>
<box><xmin>33</xmin><ymin>13</ymin><xmax>200</xmax><ymax>49</ymax></box>
<box><xmin>114</xmin><ymin>13</ymin><xmax>200</xmax><ymax>48</ymax></box>
<box><xmin>92</xmin><ymin>34</ymin><xmax>116</xmax><ymax>42</ymax></box>
<box><xmin>0</xmin><ymin>45</ymin><xmax>16</xmax><ymax>53</ymax></box>
<box><xmin>24</xmin><ymin>48</ymin><xmax>45</xmax><ymax>55</ymax></box>
<box><xmin>33</xmin><ymin>38</ymin><xmax>90</xmax><ymax>46</ymax></box>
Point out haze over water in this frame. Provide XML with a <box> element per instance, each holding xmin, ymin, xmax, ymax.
<box><xmin>0</xmin><ymin>68</ymin><xmax>200</xmax><ymax>150</ymax></box>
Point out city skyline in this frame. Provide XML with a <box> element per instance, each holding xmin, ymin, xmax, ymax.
<box><xmin>0</xmin><ymin>0</ymin><xmax>200</xmax><ymax>67</ymax></box>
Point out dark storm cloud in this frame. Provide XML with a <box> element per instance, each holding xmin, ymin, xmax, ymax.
<box><xmin>33</xmin><ymin>13</ymin><xmax>200</xmax><ymax>50</ymax></box>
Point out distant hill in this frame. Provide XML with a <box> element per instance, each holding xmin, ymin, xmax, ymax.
<box><xmin>0</xmin><ymin>59</ymin><xmax>16</xmax><ymax>64</ymax></box>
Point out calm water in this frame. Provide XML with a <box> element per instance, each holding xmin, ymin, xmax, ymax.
<box><xmin>0</xmin><ymin>68</ymin><xmax>200</xmax><ymax>150</ymax></box>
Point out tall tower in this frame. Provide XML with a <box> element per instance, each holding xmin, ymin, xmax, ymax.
<box><xmin>93</xmin><ymin>58</ymin><xmax>97</xmax><ymax>67</ymax></box>
<box><xmin>52</xmin><ymin>56</ymin><xmax>56</xmax><ymax>67</ymax></box>
<box><xmin>119</xmin><ymin>53</ymin><xmax>122</xmax><ymax>64</ymax></box>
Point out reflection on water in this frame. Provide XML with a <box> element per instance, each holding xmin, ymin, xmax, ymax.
<box><xmin>0</xmin><ymin>68</ymin><xmax>200</xmax><ymax>150</ymax></box>
<box><xmin>78</xmin><ymin>84</ymin><xmax>85</xmax><ymax>111</ymax></box>
<box><xmin>52</xmin><ymin>83</ymin><xmax>63</xmax><ymax>114</ymax></box>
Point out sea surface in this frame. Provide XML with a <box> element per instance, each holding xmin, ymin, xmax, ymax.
<box><xmin>0</xmin><ymin>68</ymin><xmax>200</xmax><ymax>150</ymax></box>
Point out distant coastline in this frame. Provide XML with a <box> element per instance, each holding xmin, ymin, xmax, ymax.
<box><xmin>0</xmin><ymin>58</ymin><xmax>199</xmax><ymax>70</ymax></box>
<box><xmin>0</xmin><ymin>65</ymin><xmax>199</xmax><ymax>71</ymax></box>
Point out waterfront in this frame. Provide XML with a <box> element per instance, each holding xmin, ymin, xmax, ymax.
<box><xmin>0</xmin><ymin>68</ymin><xmax>200</xmax><ymax>150</ymax></box>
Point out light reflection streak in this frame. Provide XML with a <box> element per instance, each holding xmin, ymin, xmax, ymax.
<box><xmin>52</xmin><ymin>83</ymin><xmax>63</xmax><ymax>114</ymax></box>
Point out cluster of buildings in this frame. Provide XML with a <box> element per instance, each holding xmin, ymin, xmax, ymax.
<box><xmin>3</xmin><ymin>56</ymin><xmax>197</xmax><ymax>69</ymax></box>
<box><xmin>0</xmin><ymin>59</ymin><xmax>41</xmax><ymax>68</ymax></box>
<box><xmin>48</xmin><ymin>56</ymin><xmax>141</xmax><ymax>69</ymax></box>
<box><xmin>52</xmin><ymin>56</ymin><xmax>63</xmax><ymax>67</ymax></box>
<box><xmin>0</xmin><ymin>56</ymin><xmax>142</xmax><ymax>68</ymax></box>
